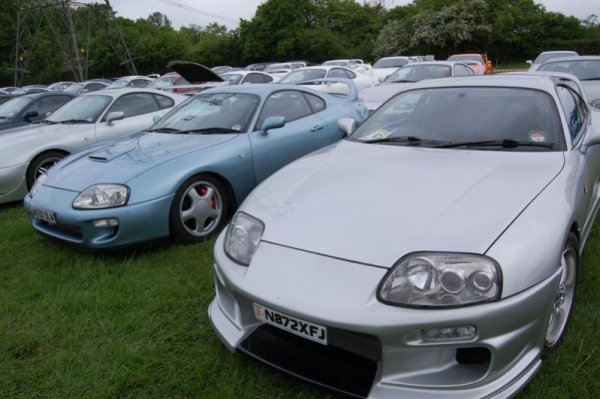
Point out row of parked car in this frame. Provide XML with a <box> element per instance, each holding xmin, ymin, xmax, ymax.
<box><xmin>2</xmin><ymin>51</ymin><xmax>600</xmax><ymax>398</ymax></box>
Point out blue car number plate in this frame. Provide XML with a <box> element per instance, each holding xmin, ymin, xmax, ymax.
<box><xmin>32</xmin><ymin>208</ymin><xmax>56</xmax><ymax>224</ymax></box>
<box><xmin>254</xmin><ymin>303</ymin><xmax>327</xmax><ymax>345</ymax></box>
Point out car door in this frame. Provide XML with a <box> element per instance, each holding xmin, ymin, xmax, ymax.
<box><xmin>95</xmin><ymin>92</ymin><xmax>160</xmax><ymax>142</ymax></box>
<box><xmin>558</xmin><ymin>86</ymin><xmax>600</xmax><ymax>233</ymax></box>
<box><xmin>249</xmin><ymin>90</ymin><xmax>333</xmax><ymax>183</ymax></box>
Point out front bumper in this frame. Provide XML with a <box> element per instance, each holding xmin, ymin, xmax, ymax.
<box><xmin>0</xmin><ymin>163</ymin><xmax>28</xmax><ymax>204</ymax></box>
<box><xmin>24</xmin><ymin>184</ymin><xmax>174</xmax><ymax>249</ymax></box>
<box><xmin>209</xmin><ymin>232</ymin><xmax>560</xmax><ymax>398</ymax></box>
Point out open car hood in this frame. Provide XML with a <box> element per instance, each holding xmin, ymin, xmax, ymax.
<box><xmin>167</xmin><ymin>61</ymin><xmax>224</xmax><ymax>84</ymax></box>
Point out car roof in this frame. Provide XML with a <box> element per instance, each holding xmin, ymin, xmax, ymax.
<box><xmin>402</xmin><ymin>61</ymin><xmax>466</xmax><ymax>67</ymax></box>
<box><xmin>79</xmin><ymin>88</ymin><xmax>180</xmax><ymax>98</ymax></box>
<box><xmin>20</xmin><ymin>91</ymin><xmax>78</xmax><ymax>99</ymax></box>
<box><xmin>540</xmin><ymin>55</ymin><xmax>600</xmax><ymax>63</ymax></box>
<box><xmin>200</xmin><ymin>83</ymin><xmax>337</xmax><ymax>97</ymax></box>
<box><xmin>408</xmin><ymin>75</ymin><xmax>557</xmax><ymax>92</ymax></box>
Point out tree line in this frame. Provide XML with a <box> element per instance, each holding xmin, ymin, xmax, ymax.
<box><xmin>0</xmin><ymin>0</ymin><xmax>598</xmax><ymax>86</ymax></box>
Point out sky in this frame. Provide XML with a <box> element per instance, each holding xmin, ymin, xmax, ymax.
<box><xmin>82</xmin><ymin>0</ymin><xmax>599</xmax><ymax>29</ymax></box>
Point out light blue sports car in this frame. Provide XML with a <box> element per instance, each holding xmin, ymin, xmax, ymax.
<box><xmin>24</xmin><ymin>82</ymin><xmax>367</xmax><ymax>249</ymax></box>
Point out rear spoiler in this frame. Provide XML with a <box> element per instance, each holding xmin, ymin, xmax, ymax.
<box><xmin>297</xmin><ymin>78</ymin><xmax>359</xmax><ymax>101</ymax></box>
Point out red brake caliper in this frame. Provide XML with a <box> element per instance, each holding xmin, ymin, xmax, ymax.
<box><xmin>196</xmin><ymin>185</ymin><xmax>216</xmax><ymax>209</ymax></box>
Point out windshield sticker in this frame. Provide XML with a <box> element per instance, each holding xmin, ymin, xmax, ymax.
<box><xmin>529</xmin><ymin>130</ymin><xmax>546</xmax><ymax>143</ymax></box>
<box><xmin>360</xmin><ymin>128</ymin><xmax>391</xmax><ymax>141</ymax></box>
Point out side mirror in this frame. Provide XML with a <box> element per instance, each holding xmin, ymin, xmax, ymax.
<box><xmin>526</xmin><ymin>60</ymin><xmax>533</xmax><ymax>65</ymax></box>
<box><xmin>106</xmin><ymin>111</ymin><xmax>124</xmax><ymax>125</ymax></box>
<box><xmin>23</xmin><ymin>110</ymin><xmax>39</xmax><ymax>122</ymax></box>
<box><xmin>337</xmin><ymin>117</ymin><xmax>356</xmax><ymax>137</ymax></box>
<box><xmin>260</xmin><ymin>116</ymin><xmax>285</xmax><ymax>136</ymax></box>
<box><xmin>591</xmin><ymin>99</ymin><xmax>600</xmax><ymax>111</ymax></box>
<box><xmin>152</xmin><ymin>114</ymin><xmax>162</xmax><ymax>123</ymax></box>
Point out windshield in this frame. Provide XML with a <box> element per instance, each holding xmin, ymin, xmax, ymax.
<box><xmin>64</xmin><ymin>83</ymin><xmax>83</xmax><ymax>94</ymax></box>
<box><xmin>534</xmin><ymin>52</ymin><xmax>577</xmax><ymax>65</ymax></box>
<box><xmin>46</xmin><ymin>95</ymin><xmax>112</xmax><ymax>123</ymax></box>
<box><xmin>323</xmin><ymin>60</ymin><xmax>347</xmax><ymax>66</ymax></box>
<box><xmin>384</xmin><ymin>65</ymin><xmax>451</xmax><ymax>83</ymax></box>
<box><xmin>538</xmin><ymin>60</ymin><xmax>600</xmax><ymax>81</ymax></box>
<box><xmin>221</xmin><ymin>74</ymin><xmax>243</xmax><ymax>85</ymax></box>
<box><xmin>0</xmin><ymin>97</ymin><xmax>32</xmax><ymax>118</ymax></box>
<box><xmin>374</xmin><ymin>58</ymin><xmax>408</xmax><ymax>68</ymax></box>
<box><xmin>264</xmin><ymin>64</ymin><xmax>291</xmax><ymax>72</ymax></box>
<box><xmin>280</xmin><ymin>69</ymin><xmax>326</xmax><ymax>84</ymax></box>
<box><xmin>350</xmin><ymin>87</ymin><xmax>564</xmax><ymax>151</ymax></box>
<box><xmin>448</xmin><ymin>55</ymin><xmax>482</xmax><ymax>63</ymax></box>
<box><xmin>151</xmin><ymin>93</ymin><xmax>260</xmax><ymax>133</ymax></box>
<box><xmin>106</xmin><ymin>79</ymin><xmax>128</xmax><ymax>89</ymax></box>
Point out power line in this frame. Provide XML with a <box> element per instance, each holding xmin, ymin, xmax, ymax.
<box><xmin>156</xmin><ymin>0</ymin><xmax>238</xmax><ymax>24</ymax></box>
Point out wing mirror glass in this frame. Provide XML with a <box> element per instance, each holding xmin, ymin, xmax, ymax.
<box><xmin>526</xmin><ymin>60</ymin><xmax>533</xmax><ymax>65</ymax></box>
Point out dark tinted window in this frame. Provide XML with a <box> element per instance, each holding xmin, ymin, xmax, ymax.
<box><xmin>244</xmin><ymin>73</ymin><xmax>267</xmax><ymax>84</ymax></box>
<box><xmin>84</xmin><ymin>83</ymin><xmax>106</xmax><ymax>93</ymax></box>
<box><xmin>256</xmin><ymin>90</ymin><xmax>312</xmax><ymax>129</ymax></box>
<box><xmin>106</xmin><ymin>93</ymin><xmax>159</xmax><ymax>119</ymax></box>
<box><xmin>131</xmin><ymin>79</ymin><xmax>150</xmax><ymax>88</ymax></box>
<box><xmin>34</xmin><ymin>95</ymin><xmax>73</xmax><ymax>116</ymax></box>
<box><xmin>329</xmin><ymin>68</ymin><xmax>354</xmax><ymax>79</ymax></box>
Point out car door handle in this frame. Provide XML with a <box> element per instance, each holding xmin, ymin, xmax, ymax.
<box><xmin>310</xmin><ymin>125</ymin><xmax>323</xmax><ymax>132</ymax></box>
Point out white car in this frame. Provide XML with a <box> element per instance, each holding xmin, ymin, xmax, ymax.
<box><xmin>220</xmin><ymin>70</ymin><xmax>279</xmax><ymax>84</ymax></box>
<box><xmin>527</xmin><ymin>51</ymin><xmax>579</xmax><ymax>71</ymax></box>
<box><xmin>0</xmin><ymin>88</ymin><xmax>186</xmax><ymax>204</ymax></box>
<box><xmin>279</xmin><ymin>66</ymin><xmax>378</xmax><ymax>94</ymax></box>
<box><xmin>372</xmin><ymin>56</ymin><xmax>414</xmax><ymax>81</ymax></box>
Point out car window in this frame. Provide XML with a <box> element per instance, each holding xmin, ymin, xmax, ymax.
<box><xmin>454</xmin><ymin>64</ymin><xmax>474</xmax><ymax>76</ymax></box>
<box><xmin>106</xmin><ymin>93</ymin><xmax>159</xmax><ymax>120</ymax></box>
<box><xmin>556</xmin><ymin>86</ymin><xmax>586</xmax><ymax>142</ymax></box>
<box><xmin>302</xmin><ymin>93</ymin><xmax>326</xmax><ymax>113</ymax></box>
<box><xmin>84</xmin><ymin>83</ymin><xmax>106</xmax><ymax>93</ymax></box>
<box><xmin>329</xmin><ymin>68</ymin><xmax>350</xmax><ymax>79</ymax></box>
<box><xmin>256</xmin><ymin>90</ymin><xmax>312</xmax><ymax>130</ymax></box>
<box><xmin>35</xmin><ymin>96</ymin><xmax>73</xmax><ymax>116</ymax></box>
<box><xmin>153</xmin><ymin>94</ymin><xmax>175</xmax><ymax>110</ymax></box>
<box><xmin>131</xmin><ymin>79</ymin><xmax>149</xmax><ymax>88</ymax></box>
<box><xmin>244</xmin><ymin>73</ymin><xmax>267</xmax><ymax>84</ymax></box>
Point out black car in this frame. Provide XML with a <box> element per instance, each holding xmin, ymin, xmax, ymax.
<box><xmin>0</xmin><ymin>91</ymin><xmax>76</xmax><ymax>131</ymax></box>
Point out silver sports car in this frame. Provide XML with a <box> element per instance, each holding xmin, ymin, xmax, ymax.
<box><xmin>209</xmin><ymin>75</ymin><xmax>600</xmax><ymax>397</ymax></box>
<box><xmin>0</xmin><ymin>88</ymin><xmax>186</xmax><ymax>204</ymax></box>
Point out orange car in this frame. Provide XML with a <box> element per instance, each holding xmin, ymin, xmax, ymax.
<box><xmin>447</xmin><ymin>53</ymin><xmax>493</xmax><ymax>75</ymax></box>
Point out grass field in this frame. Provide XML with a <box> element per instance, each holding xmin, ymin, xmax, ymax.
<box><xmin>1</xmin><ymin>201</ymin><xmax>599</xmax><ymax>398</ymax></box>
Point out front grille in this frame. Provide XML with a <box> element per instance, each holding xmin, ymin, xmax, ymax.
<box><xmin>239</xmin><ymin>324</ymin><xmax>379</xmax><ymax>398</ymax></box>
<box><xmin>39</xmin><ymin>220</ymin><xmax>83</xmax><ymax>240</ymax></box>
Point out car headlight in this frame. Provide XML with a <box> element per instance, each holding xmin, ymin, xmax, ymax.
<box><xmin>378</xmin><ymin>252</ymin><xmax>501</xmax><ymax>308</ymax></box>
<box><xmin>224</xmin><ymin>211</ymin><xmax>265</xmax><ymax>266</ymax></box>
<box><xmin>29</xmin><ymin>173</ymin><xmax>48</xmax><ymax>197</ymax></box>
<box><xmin>72</xmin><ymin>184</ymin><xmax>129</xmax><ymax>209</ymax></box>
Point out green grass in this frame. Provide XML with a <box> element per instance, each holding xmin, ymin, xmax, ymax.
<box><xmin>494</xmin><ymin>61</ymin><xmax>530</xmax><ymax>71</ymax></box>
<box><xmin>1</xmin><ymin>202</ymin><xmax>599</xmax><ymax>398</ymax></box>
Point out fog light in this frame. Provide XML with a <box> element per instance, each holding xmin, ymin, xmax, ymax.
<box><xmin>421</xmin><ymin>325</ymin><xmax>477</xmax><ymax>342</ymax></box>
<box><xmin>92</xmin><ymin>218</ymin><xmax>119</xmax><ymax>227</ymax></box>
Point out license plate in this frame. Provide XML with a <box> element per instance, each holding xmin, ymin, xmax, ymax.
<box><xmin>32</xmin><ymin>208</ymin><xmax>56</xmax><ymax>224</ymax></box>
<box><xmin>254</xmin><ymin>303</ymin><xmax>327</xmax><ymax>345</ymax></box>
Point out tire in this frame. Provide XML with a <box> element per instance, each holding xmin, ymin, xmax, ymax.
<box><xmin>169</xmin><ymin>174</ymin><xmax>229</xmax><ymax>244</ymax></box>
<box><xmin>542</xmin><ymin>232</ymin><xmax>579</xmax><ymax>357</ymax></box>
<box><xmin>26</xmin><ymin>151</ymin><xmax>66</xmax><ymax>189</ymax></box>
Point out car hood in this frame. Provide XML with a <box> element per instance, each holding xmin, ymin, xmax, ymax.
<box><xmin>167</xmin><ymin>61</ymin><xmax>224</xmax><ymax>84</ymax></box>
<box><xmin>243</xmin><ymin>141</ymin><xmax>565</xmax><ymax>268</ymax></box>
<box><xmin>47</xmin><ymin>132</ymin><xmax>236</xmax><ymax>191</ymax></box>
<box><xmin>0</xmin><ymin>123</ymin><xmax>93</xmax><ymax>164</ymax></box>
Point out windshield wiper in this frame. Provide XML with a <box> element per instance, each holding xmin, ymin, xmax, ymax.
<box><xmin>580</xmin><ymin>78</ymin><xmax>600</xmax><ymax>81</ymax></box>
<box><xmin>362</xmin><ymin>135</ymin><xmax>451</xmax><ymax>146</ymax></box>
<box><xmin>439</xmin><ymin>139</ymin><xmax>555</xmax><ymax>149</ymax></box>
<box><xmin>55</xmin><ymin>119</ymin><xmax>93</xmax><ymax>124</ymax></box>
<box><xmin>148</xmin><ymin>127</ymin><xmax>181</xmax><ymax>133</ymax></box>
<box><xmin>183</xmin><ymin>127</ymin><xmax>241</xmax><ymax>134</ymax></box>
<box><xmin>388</xmin><ymin>79</ymin><xmax>416</xmax><ymax>83</ymax></box>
